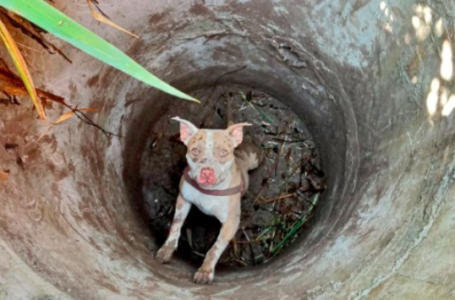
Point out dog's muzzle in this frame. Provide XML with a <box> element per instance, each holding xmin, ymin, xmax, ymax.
<box><xmin>197</xmin><ymin>167</ymin><xmax>217</xmax><ymax>185</ymax></box>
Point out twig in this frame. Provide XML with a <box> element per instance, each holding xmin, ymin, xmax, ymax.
<box><xmin>206</xmin><ymin>65</ymin><xmax>247</xmax><ymax>102</ymax></box>
<box><xmin>234</xmin><ymin>240</ymin><xmax>262</xmax><ymax>244</ymax></box>
<box><xmin>0</xmin><ymin>91</ymin><xmax>19</xmax><ymax>105</ymax></box>
<box><xmin>247</xmin><ymin>185</ymin><xmax>265</xmax><ymax>212</ymax></box>
<box><xmin>242</xmin><ymin>226</ymin><xmax>256</xmax><ymax>265</ymax></box>
<box><xmin>231</xmin><ymin>238</ymin><xmax>239</xmax><ymax>259</ymax></box>
<box><xmin>61</xmin><ymin>102</ymin><xmax>121</xmax><ymax>138</ymax></box>
<box><xmin>234</xmin><ymin>259</ymin><xmax>248</xmax><ymax>267</ymax></box>
<box><xmin>248</xmin><ymin>155</ymin><xmax>279</xmax><ymax>213</ymax></box>
<box><xmin>214</xmin><ymin>65</ymin><xmax>247</xmax><ymax>87</ymax></box>
<box><xmin>16</xmin><ymin>42</ymin><xmax>40</xmax><ymax>53</ymax></box>
<box><xmin>289</xmin><ymin>160</ymin><xmax>303</xmax><ymax>178</ymax></box>
<box><xmin>242</xmin><ymin>227</ymin><xmax>251</xmax><ymax>242</ymax></box>
<box><xmin>259</xmin><ymin>193</ymin><xmax>296</xmax><ymax>204</ymax></box>
<box><xmin>186</xmin><ymin>228</ymin><xmax>193</xmax><ymax>249</ymax></box>
<box><xmin>272</xmin><ymin>138</ymin><xmax>308</xmax><ymax>143</ymax></box>
<box><xmin>234</xmin><ymin>227</ymin><xmax>275</xmax><ymax>244</ymax></box>
<box><xmin>193</xmin><ymin>251</ymin><xmax>205</xmax><ymax>258</ymax></box>
<box><xmin>274</xmin><ymin>114</ymin><xmax>293</xmax><ymax>177</ymax></box>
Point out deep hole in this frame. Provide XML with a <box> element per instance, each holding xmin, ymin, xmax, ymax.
<box><xmin>140</xmin><ymin>84</ymin><xmax>326</xmax><ymax>269</ymax></box>
<box><xmin>7</xmin><ymin>0</ymin><xmax>449</xmax><ymax>297</ymax></box>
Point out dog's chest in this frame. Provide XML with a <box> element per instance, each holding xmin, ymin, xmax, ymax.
<box><xmin>180</xmin><ymin>181</ymin><xmax>230</xmax><ymax>222</ymax></box>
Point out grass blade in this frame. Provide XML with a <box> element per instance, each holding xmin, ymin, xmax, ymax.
<box><xmin>239</xmin><ymin>92</ymin><xmax>275</xmax><ymax>125</ymax></box>
<box><xmin>0</xmin><ymin>17</ymin><xmax>45</xmax><ymax>118</ymax></box>
<box><xmin>271</xmin><ymin>193</ymin><xmax>319</xmax><ymax>255</ymax></box>
<box><xmin>0</xmin><ymin>0</ymin><xmax>199</xmax><ymax>103</ymax></box>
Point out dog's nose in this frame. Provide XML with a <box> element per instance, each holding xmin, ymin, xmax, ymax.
<box><xmin>201</xmin><ymin>168</ymin><xmax>214</xmax><ymax>177</ymax></box>
<box><xmin>197</xmin><ymin>168</ymin><xmax>217</xmax><ymax>185</ymax></box>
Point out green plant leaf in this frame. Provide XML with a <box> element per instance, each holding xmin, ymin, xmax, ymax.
<box><xmin>0</xmin><ymin>16</ymin><xmax>45</xmax><ymax>118</ymax></box>
<box><xmin>271</xmin><ymin>193</ymin><xmax>319</xmax><ymax>255</ymax></box>
<box><xmin>0</xmin><ymin>0</ymin><xmax>199</xmax><ymax>103</ymax></box>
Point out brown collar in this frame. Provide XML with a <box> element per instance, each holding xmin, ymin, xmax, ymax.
<box><xmin>183</xmin><ymin>166</ymin><xmax>245</xmax><ymax>196</ymax></box>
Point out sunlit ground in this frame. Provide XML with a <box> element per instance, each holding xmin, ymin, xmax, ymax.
<box><xmin>381</xmin><ymin>1</ymin><xmax>455</xmax><ymax>119</ymax></box>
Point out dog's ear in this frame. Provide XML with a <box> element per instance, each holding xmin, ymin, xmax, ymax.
<box><xmin>172</xmin><ymin>117</ymin><xmax>199</xmax><ymax>145</ymax></box>
<box><xmin>227</xmin><ymin>123</ymin><xmax>251</xmax><ymax>147</ymax></box>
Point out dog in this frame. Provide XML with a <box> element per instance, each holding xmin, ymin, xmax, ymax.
<box><xmin>155</xmin><ymin>97</ymin><xmax>262</xmax><ymax>284</ymax></box>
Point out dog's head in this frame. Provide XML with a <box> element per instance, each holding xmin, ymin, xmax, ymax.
<box><xmin>172</xmin><ymin>117</ymin><xmax>251</xmax><ymax>187</ymax></box>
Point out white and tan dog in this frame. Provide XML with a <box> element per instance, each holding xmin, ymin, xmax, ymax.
<box><xmin>155</xmin><ymin>102</ymin><xmax>262</xmax><ymax>284</ymax></box>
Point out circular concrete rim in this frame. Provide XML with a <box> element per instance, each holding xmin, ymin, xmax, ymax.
<box><xmin>0</xmin><ymin>1</ymin><xmax>454</xmax><ymax>300</ymax></box>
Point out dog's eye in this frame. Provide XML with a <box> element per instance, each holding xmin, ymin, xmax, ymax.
<box><xmin>219</xmin><ymin>150</ymin><xmax>228</xmax><ymax>157</ymax></box>
<box><xmin>191</xmin><ymin>148</ymin><xmax>200</xmax><ymax>156</ymax></box>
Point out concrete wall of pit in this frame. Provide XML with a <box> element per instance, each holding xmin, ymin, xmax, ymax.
<box><xmin>0</xmin><ymin>0</ymin><xmax>454</xmax><ymax>299</ymax></box>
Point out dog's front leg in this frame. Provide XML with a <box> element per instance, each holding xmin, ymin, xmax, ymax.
<box><xmin>155</xmin><ymin>194</ymin><xmax>191</xmax><ymax>263</ymax></box>
<box><xmin>193</xmin><ymin>212</ymin><xmax>240</xmax><ymax>284</ymax></box>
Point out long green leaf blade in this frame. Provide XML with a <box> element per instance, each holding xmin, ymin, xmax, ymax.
<box><xmin>0</xmin><ymin>0</ymin><xmax>199</xmax><ymax>103</ymax></box>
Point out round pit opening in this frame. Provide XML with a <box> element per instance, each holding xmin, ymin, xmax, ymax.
<box><xmin>1</xmin><ymin>1</ymin><xmax>453</xmax><ymax>299</ymax></box>
<box><xmin>121</xmin><ymin>57</ymin><xmax>350</xmax><ymax>284</ymax></box>
<box><xmin>140</xmin><ymin>84</ymin><xmax>325</xmax><ymax>268</ymax></box>
<box><xmin>72</xmin><ymin>20</ymin><xmax>354</xmax><ymax>291</ymax></box>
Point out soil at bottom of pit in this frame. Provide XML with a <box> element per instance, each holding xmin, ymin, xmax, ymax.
<box><xmin>141</xmin><ymin>86</ymin><xmax>325</xmax><ymax>268</ymax></box>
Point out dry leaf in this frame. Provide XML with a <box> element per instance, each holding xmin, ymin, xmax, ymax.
<box><xmin>0</xmin><ymin>81</ymin><xmax>26</xmax><ymax>95</ymax></box>
<box><xmin>0</xmin><ymin>61</ymin><xmax>65</xmax><ymax>104</ymax></box>
<box><xmin>53</xmin><ymin>107</ymin><xmax>98</xmax><ymax>125</ymax></box>
<box><xmin>0</xmin><ymin>170</ymin><xmax>9</xmax><ymax>181</ymax></box>
<box><xmin>37</xmin><ymin>125</ymin><xmax>53</xmax><ymax>141</ymax></box>
<box><xmin>54</xmin><ymin>110</ymin><xmax>75</xmax><ymax>124</ymax></box>
<box><xmin>86</xmin><ymin>0</ymin><xmax>138</xmax><ymax>38</ymax></box>
<box><xmin>0</xmin><ymin>16</ymin><xmax>45</xmax><ymax>118</ymax></box>
<box><xmin>0</xmin><ymin>10</ymin><xmax>72</xmax><ymax>63</ymax></box>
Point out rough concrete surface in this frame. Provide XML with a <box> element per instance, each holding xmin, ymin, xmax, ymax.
<box><xmin>0</xmin><ymin>0</ymin><xmax>454</xmax><ymax>299</ymax></box>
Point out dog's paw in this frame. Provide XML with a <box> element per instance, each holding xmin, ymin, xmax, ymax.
<box><xmin>193</xmin><ymin>267</ymin><xmax>214</xmax><ymax>285</ymax></box>
<box><xmin>155</xmin><ymin>245</ymin><xmax>174</xmax><ymax>264</ymax></box>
